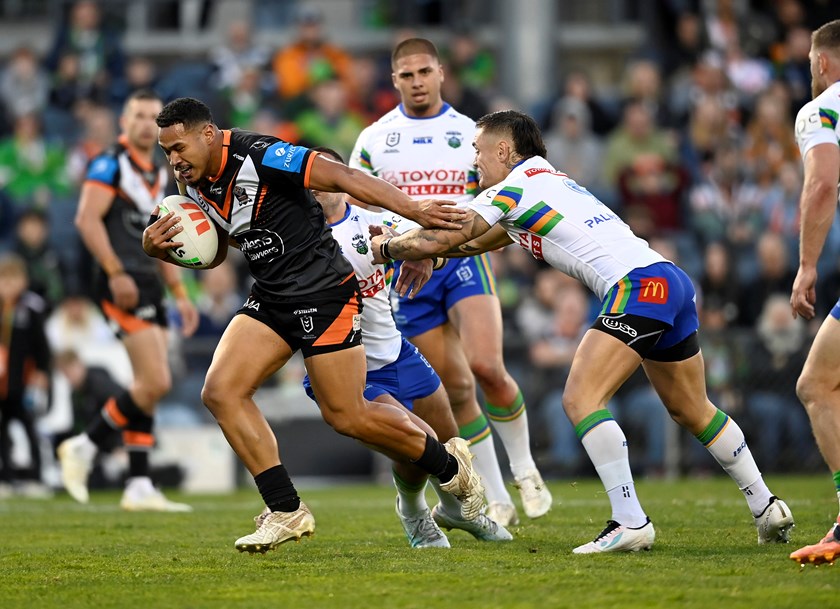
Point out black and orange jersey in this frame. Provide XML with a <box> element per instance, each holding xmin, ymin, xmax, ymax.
<box><xmin>0</xmin><ymin>292</ymin><xmax>50</xmax><ymax>402</ymax></box>
<box><xmin>184</xmin><ymin>130</ymin><xmax>353</xmax><ymax>301</ymax></box>
<box><xmin>83</xmin><ymin>135</ymin><xmax>169</xmax><ymax>276</ymax></box>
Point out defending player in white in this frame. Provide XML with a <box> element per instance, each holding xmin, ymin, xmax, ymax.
<box><xmin>371</xmin><ymin>110</ymin><xmax>795</xmax><ymax>553</ymax></box>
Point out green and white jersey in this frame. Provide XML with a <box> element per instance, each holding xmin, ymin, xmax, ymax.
<box><xmin>795</xmin><ymin>81</ymin><xmax>840</xmax><ymax>159</ymax></box>
<box><xmin>350</xmin><ymin>103</ymin><xmax>478</xmax><ymax>232</ymax></box>
<box><xmin>468</xmin><ymin>156</ymin><xmax>664</xmax><ymax>300</ymax></box>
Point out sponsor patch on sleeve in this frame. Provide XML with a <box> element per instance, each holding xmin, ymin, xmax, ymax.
<box><xmin>86</xmin><ymin>156</ymin><xmax>118</xmax><ymax>184</ymax></box>
<box><xmin>262</xmin><ymin>142</ymin><xmax>307</xmax><ymax>173</ymax></box>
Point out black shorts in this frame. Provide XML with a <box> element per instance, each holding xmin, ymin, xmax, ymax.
<box><xmin>236</xmin><ymin>274</ymin><xmax>363</xmax><ymax>358</ymax></box>
<box><xmin>590</xmin><ymin>313</ymin><xmax>700</xmax><ymax>362</ymax></box>
<box><xmin>96</xmin><ymin>271</ymin><xmax>168</xmax><ymax>338</ymax></box>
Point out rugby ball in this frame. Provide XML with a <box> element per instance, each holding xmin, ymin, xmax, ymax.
<box><xmin>157</xmin><ymin>194</ymin><xmax>218</xmax><ymax>269</ymax></box>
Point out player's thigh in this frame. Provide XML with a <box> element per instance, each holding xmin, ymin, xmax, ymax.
<box><xmin>642</xmin><ymin>351</ymin><xmax>715</xmax><ymax>432</ymax></box>
<box><xmin>448</xmin><ymin>293</ymin><xmax>504</xmax><ymax>366</ymax></box>
<box><xmin>799</xmin><ymin>316</ymin><xmax>840</xmax><ymax>395</ymax></box>
<box><xmin>304</xmin><ymin>345</ymin><xmax>368</xmax><ymax>415</ymax></box>
<box><xmin>563</xmin><ymin>329</ymin><xmax>642</xmax><ymax>423</ymax></box>
<box><xmin>204</xmin><ymin>314</ymin><xmax>294</xmax><ymax>401</ymax></box>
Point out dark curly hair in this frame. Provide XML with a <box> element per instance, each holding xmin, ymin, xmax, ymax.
<box><xmin>155</xmin><ymin>97</ymin><xmax>213</xmax><ymax>130</ymax></box>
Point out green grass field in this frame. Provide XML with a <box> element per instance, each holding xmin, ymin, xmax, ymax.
<box><xmin>1</xmin><ymin>475</ymin><xmax>837</xmax><ymax>609</ymax></box>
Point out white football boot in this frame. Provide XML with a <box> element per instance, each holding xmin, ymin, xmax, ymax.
<box><xmin>235</xmin><ymin>503</ymin><xmax>315</xmax><ymax>553</ymax></box>
<box><xmin>486</xmin><ymin>501</ymin><xmax>520</xmax><ymax>527</ymax></box>
<box><xmin>120</xmin><ymin>477</ymin><xmax>193</xmax><ymax>512</ymax></box>
<box><xmin>514</xmin><ymin>469</ymin><xmax>553</xmax><ymax>519</ymax></box>
<box><xmin>431</xmin><ymin>504</ymin><xmax>513</xmax><ymax>542</ymax></box>
<box><xmin>573</xmin><ymin>518</ymin><xmax>655</xmax><ymax>554</ymax></box>
<box><xmin>755</xmin><ymin>496</ymin><xmax>794</xmax><ymax>544</ymax></box>
<box><xmin>438</xmin><ymin>438</ymin><xmax>485</xmax><ymax>521</ymax></box>
<box><xmin>57</xmin><ymin>434</ymin><xmax>96</xmax><ymax>504</ymax></box>
<box><xmin>396</xmin><ymin>498</ymin><xmax>450</xmax><ymax>548</ymax></box>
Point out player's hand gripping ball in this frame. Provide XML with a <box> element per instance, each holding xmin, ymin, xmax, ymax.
<box><xmin>157</xmin><ymin>195</ymin><xmax>218</xmax><ymax>269</ymax></box>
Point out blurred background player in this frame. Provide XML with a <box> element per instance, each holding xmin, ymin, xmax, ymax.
<box><xmin>0</xmin><ymin>253</ymin><xmax>51</xmax><ymax>498</ymax></box>
<box><xmin>788</xmin><ymin>19</ymin><xmax>840</xmax><ymax>566</ymax></box>
<box><xmin>307</xmin><ymin>146</ymin><xmax>510</xmax><ymax>547</ymax></box>
<box><xmin>350</xmin><ymin>37</ymin><xmax>550</xmax><ymax>526</ymax></box>
<box><xmin>57</xmin><ymin>89</ymin><xmax>197</xmax><ymax>512</ymax></box>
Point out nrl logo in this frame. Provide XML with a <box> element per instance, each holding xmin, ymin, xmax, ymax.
<box><xmin>251</xmin><ymin>140</ymin><xmax>271</xmax><ymax>150</ymax></box>
<box><xmin>386</xmin><ymin>132</ymin><xmax>400</xmax><ymax>147</ymax></box>
<box><xmin>300</xmin><ymin>315</ymin><xmax>314</xmax><ymax>333</ymax></box>
<box><xmin>446</xmin><ymin>131</ymin><xmax>462</xmax><ymax>148</ymax></box>
<box><xmin>352</xmin><ymin>233</ymin><xmax>368</xmax><ymax>255</ymax></box>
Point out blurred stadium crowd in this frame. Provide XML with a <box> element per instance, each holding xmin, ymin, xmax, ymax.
<box><xmin>0</xmin><ymin>0</ymin><xmax>837</xmax><ymax>494</ymax></box>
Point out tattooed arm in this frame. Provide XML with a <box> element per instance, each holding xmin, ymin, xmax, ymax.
<box><xmin>443</xmin><ymin>223</ymin><xmax>514</xmax><ymax>258</ymax></box>
<box><xmin>371</xmin><ymin>210</ymin><xmax>499</xmax><ymax>263</ymax></box>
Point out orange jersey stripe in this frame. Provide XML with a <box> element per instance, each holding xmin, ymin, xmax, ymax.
<box><xmin>101</xmin><ymin>300</ymin><xmax>154</xmax><ymax>335</ymax></box>
<box><xmin>302</xmin><ymin>151</ymin><xmax>319</xmax><ymax>188</ymax></box>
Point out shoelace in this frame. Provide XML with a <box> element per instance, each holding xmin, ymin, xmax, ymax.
<box><xmin>414</xmin><ymin>515</ymin><xmax>442</xmax><ymax>539</ymax></box>
<box><xmin>593</xmin><ymin>520</ymin><xmax>621</xmax><ymax>543</ymax></box>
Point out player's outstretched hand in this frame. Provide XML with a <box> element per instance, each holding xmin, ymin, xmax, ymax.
<box><xmin>369</xmin><ymin>225</ymin><xmax>398</xmax><ymax>264</ymax></box>
<box><xmin>790</xmin><ymin>265</ymin><xmax>817</xmax><ymax>320</ymax></box>
<box><xmin>412</xmin><ymin>199</ymin><xmax>467</xmax><ymax>229</ymax></box>
<box><xmin>394</xmin><ymin>259</ymin><xmax>433</xmax><ymax>299</ymax></box>
<box><xmin>143</xmin><ymin>206</ymin><xmax>184</xmax><ymax>260</ymax></box>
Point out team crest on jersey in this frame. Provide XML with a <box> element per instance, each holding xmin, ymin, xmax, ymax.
<box><xmin>446</xmin><ymin>131</ymin><xmax>463</xmax><ymax>148</ymax></box>
<box><xmin>386</xmin><ymin>132</ymin><xmax>400</xmax><ymax>147</ymax></box>
<box><xmin>351</xmin><ymin>233</ymin><xmax>368</xmax><ymax>255</ymax></box>
<box><xmin>251</xmin><ymin>140</ymin><xmax>271</xmax><ymax>150</ymax></box>
<box><xmin>232</xmin><ymin>185</ymin><xmax>250</xmax><ymax>206</ymax></box>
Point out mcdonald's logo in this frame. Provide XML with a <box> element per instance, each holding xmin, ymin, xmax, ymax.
<box><xmin>638</xmin><ymin>277</ymin><xmax>669</xmax><ymax>304</ymax></box>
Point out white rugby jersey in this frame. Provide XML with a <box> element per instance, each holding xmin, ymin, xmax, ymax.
<box><xmin>328</xmin><ymin>203</ymin><xmax>401</xmax><ymax>370</ymax></box>
<box><xmin>795</xmin><ymin>81</ymin><xmax>840</xmax><ymax>164</ymax></box>
<box><xmin>350</xmin><ymin>103</ymin><xmax>478</xmax><ymax>230</ymax></box>
<box><xmin>469</xmin><ymin>157</ymin><xmax>665</xmax><ymax>300</ymax></box>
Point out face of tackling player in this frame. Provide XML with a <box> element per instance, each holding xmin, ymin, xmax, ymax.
<box><xmin>472</xmin><ymin>127</ymin><xmax>512</xmax><ymax>190</ymax></box>
<box><xmin>157</xmin><ymin>121</ymin><xmax>217</xmax><ymax>187</ymax></box>
<box><xmin>122</xmin><ymin>98</ymin><xmax>162</xmax><ymax>154</ymax></box>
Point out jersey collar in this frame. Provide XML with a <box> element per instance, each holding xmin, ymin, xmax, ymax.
<box><xmin>397</xmin><ymin>102</ymin><xmax>451</xmax><ymax>120</ymax></box>
<box><xmin>327</xmin><ymin>202</ymin><xmax>352</xmax><ymax>227</ymax></box>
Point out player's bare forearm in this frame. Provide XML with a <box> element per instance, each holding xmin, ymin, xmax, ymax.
<box><xmin>385</xmin><ymin>212</ymin><xmax>493</xmax><ymax>260</ymax></box>
<box><xmin>443</xmin><ymin>223</ymin><xmax>513</xmax><ymax>257</ymax></box>
<box><xmin>309</xmin><ymin>155</ymin><xmax>465</xmax><ymax>228</ymax></box>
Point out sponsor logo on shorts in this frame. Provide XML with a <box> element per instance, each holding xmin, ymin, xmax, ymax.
<box><xmin>638</xmin><ymin>277</ymin><xmax>669</xmax><ymax>304</ymax></box>
<box><xmin>294</xmin><ymin>308</ymin><xmax>318</xmax><ymax>315</ymax></box>
<box><xmin>134</xmin><ymin>305</ymin><xmax>157</xmax><ymax>320</ymax></box>
<box><xmin>601</xmin><ymin>316</ymin><xmax>638</xmax><ymax>337</ymax></box>
<box><xmin>352</xmin><ymin>314</ymin><xmax>361</xmax><ymax>332</ymax></box>
<box><xmin>243</xmin><ymin>297</ymin><xmax>260</xmax><ymax>311</ymax></box>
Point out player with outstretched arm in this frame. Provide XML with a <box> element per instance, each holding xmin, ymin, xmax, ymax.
<box><xmin>142</xmin><ymin>97</ymin><xmax>484</xmax><ymax>553</ymax></box>
<box><xmin>371</xmin><ymin>109</ymin><xmax>794</xmax><ymax>553</ymax></box>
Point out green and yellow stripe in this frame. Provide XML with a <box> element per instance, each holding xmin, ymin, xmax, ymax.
<box><xmin>604</xmin><ymin>276</ymin><xmax>632</xmax><ymax>314</ymax></box>
<box><xmin>459</xmin><ymin>414</ymin><xmax>492</xmax><ymax>445</ymax></box>
<box><xmin>359</xmin><ymin>148</ymin><xmax>373</xmax><ymax>171</ymax></box>
<box><xmin>820</xmin><ymin>107</ymin><xmax>839</xmax><ymax>130</ymax></box>
<box><xmin>574</xmin><ymin>409</ymin><xmax>615</xmax><ymax>440</ymax></box>
<box><xmin>491</xmin><ymin>186</ymin><xmax>523</xmax><ymax>213</ymax></box>
<box><xmin>486</xmin><ymin>391</ymin><xmax>525</xmax><ymax>422</ymax></box>
<box><xmin>695</xmin><ymin>409</ymin><xmax>730</xmax><ymax>447</ymax></box>
<box><xmin>474</xmin><ymin>253</ymin><xmax>497</xmax><ymax>295</ymax></box>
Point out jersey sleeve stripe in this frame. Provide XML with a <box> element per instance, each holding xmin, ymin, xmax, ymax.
<box><xmin>517</xmin><ymin>202</ymin><xmax>563</xmax><ymax>235</ymax></box>
<box><xmin>491</xmin><ymin>187</ymin><xmax>523</xmax><ymax>213</ymax></box>
<box><xmin>820</xmin><ymin>107</ymin><xmax>839</xmax><ymax>129</ymax></box>
<box><xmin>359</xmin><ymin>148</ymin><xmax>373</xmax><ymax>171</ymax></box>
<box><xmin>302</xmin><ymin>150</ymin><xmax>319</xmax><ymax>188</ymax></box>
